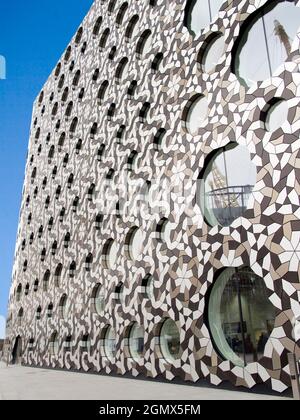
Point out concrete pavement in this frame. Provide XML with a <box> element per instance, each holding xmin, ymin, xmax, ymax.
<box><xmin>0</xmin><ymin>362</ymin><xmax>292</xmax><ymax>400</ymax></box>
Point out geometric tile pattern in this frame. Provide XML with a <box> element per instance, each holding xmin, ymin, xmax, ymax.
<box><xmin>5</xmin><ymin>0</ymin><xmax>300</xmax><ymax>393</ymax></box>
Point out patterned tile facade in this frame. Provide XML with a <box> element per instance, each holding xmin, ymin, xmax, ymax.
<box><xmin>4</xmin><ymin>0</ymin><xmax>300</xmax><ymax>393</ymax></box>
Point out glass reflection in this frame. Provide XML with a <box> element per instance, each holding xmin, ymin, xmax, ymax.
<box><xmin>129</xmin><ymin>324</ymin><xmax>144</xmax><ymax>360</ymax></box>
<box><xmin>49</xmin><ymin>333</ymin><xmax>59</xmax><ymax>356</ymax></box>
<box><xmin>60</xmin><ymin>296</ymin><xmax>68</xmax><ymax>319</ymax></box>
<box><xmin>160</xmin><ymin>319</ymin><xmax>180</xmax><ymax>362</ymax></box>
<box><xmin>201</xmin><ymin>143</ymin><xmax>256</xmax><ymax>227</ymax></box>
<box><xmin>108</xmin><ymin>241</ymin><xmax>118</xmax><ymax>269</ymax></box>
<box><xmin>143</xmin><ymin>274</ymin><xmax>154</xmax><ymax>299</ymax></box>
<box><xmin>130</xmin><ymin>228</ymin><xmax>144</xmax><ymax>260</ymax></box>
<box><xmin>265</xmin><ymin>99</ymin><xmax>289</xmax><ymax>131</ymax></box>
<box><xmin>202</xmin><ymin>33</ymin><xmax>225</xmax><ymax>73</ymax></box>
<box><xmin>95</xmin><ymin>285</ymin><xmax>105</xmax><ymax>314</ymax></box>
<box><xmin>142</xmin><ymin>34</ymin><xmax>152</xmax><ymax>56</ymax></box>
<box><xmin>234</xmin><ymin>1</ymin><xmax>300</xmax><ymax>87</ymax></box>
<box><xmin>186</xmin><ymin>0</ymin><xmax>224</xmax><ymax>35</ymax></box>
<box><xmin>208</xmin><ymin>267</ymin><xmax>276</xmax><ymax>367</ymax></box>
<box><xmin>186</xmin><ymin>95</ymin><xmax>208</xmax><ymax>134</ymax></box>
<box><xmin>104</xmin><ymin>327</ymin><xmax>116</xmax><ymax>360</ymax></box>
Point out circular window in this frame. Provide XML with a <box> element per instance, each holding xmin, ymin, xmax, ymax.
<box><xmin>136</xmin><ymin>30</ymin><xmax>152</xmax><ymax>57</ymax></box>
<box><xmin>116</xmin><ymin>57</ymin><xmax>129</xmax><ymax>82</ymax></box>
<box><xmin>104</xmin><ymin>326</ymin><xmax>116</xmax><ymax>361</ymax></box>
<box><xmin>232</xmin><ymin>1</ymin><xmax>300</xmax><ymax>87</ymax></box>
<box><xmin>265</xmin><ymin>99</ymin><xmax>289</xmax><ymax>131</ymax></box>
<box><xmin>142</xmin><ymin>274</ymin><xmax>154</xmax><ymax>299</ymax></box>
<box><xmin>156</xmin><ymin>218</ymin><xmax>171</xmax><ymax>242</ymax></box>
<box><xmin>208</xmin><ymin>267</ymin><xmax>276</xmax><ymax>367</ymax></box>
<box><xmin>185</xmin><ymin>0</ymin><xmax>224</xmax><ymax>36</ymax></box>
<box><xmin>49</xmin><ymin>332</ymin><xmax>59</xmax><ymax>356</ymax></box>
<box><xmin>126</xmin><ymin>227</ymin><xmax>144</xmax><ymax>260</ymax></box>
<box><xmin>129</xmin><ymin>323</ymin><xmax>144</xmax><ymax>361</ymax></box>
<box><xmin>125</xmin><ymin>15</ymin><xmax>139</xmax><ymax>40</ymax></box>
<box><xmin>114</xmin><ymin>282</ymin><xmax>124</xmax><ymax>304</ymax></box>
<box><xmin>201</xmin><ymin>33</ymin><xmax>225</xmax><ymax>73</ymax></box>
<box><xmin>93</xmin><ymin>284</ymin><xmax>105</xmax><ymax>314</ymax></box>
<box><xmin>160</xmin><ymin>319</ymin><xmax>180</xmax><ymax>362</ymax></box>
<box><xmin>184</xmin><ymin>95</ymin><xmax>208</xmax><ymax>135</ymax></box>
<box><xmin>59</xmin><ymin>295</ymin><xmax>68</xmax><ymax>319</ymax></box>
<box><xmin>200</xmin><ymin>143</ymin><xmax>256</xmax><ymax>227</ymax></box>
<box><xmin>103</xmin><ymin>239</ymin><xmax>118</xmax><ymax>269</ymax></box>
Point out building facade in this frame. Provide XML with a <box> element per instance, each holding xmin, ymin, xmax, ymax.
<box><xmin>5</xmin><ymin>0</ymin><xmax>300</xmax><ymax>393</ymax></box>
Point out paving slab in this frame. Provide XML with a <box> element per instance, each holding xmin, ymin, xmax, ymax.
<box><xmin>0</xmin><ymin>362</ymin><xmax>292</xmax><ymax>400</ymax></box>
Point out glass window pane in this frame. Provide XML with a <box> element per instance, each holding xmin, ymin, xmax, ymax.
<box><xmin>234</xmin><ymin>1</ymin><xmax>300</xmax><ymax>87</ymax></box>
<box><xmin>146</xmin><ymin>276</ymin><xmax>154</xmax><ymax>300</ymax></box>
<box><xmin>95</xmin><ymin>286</ymin><xmax>105</xmax><ymax>314</ymax></box>
<box><xmin>104</xmin><ymin>327</ymin><xmax>116</xmax><ymax>360</ymax></box>
<box><xmin>130</xmin><ymin>228</ymin><xmax>144</xmax><ymax>260</ymax></box>
<box><xmin>202</xmin><ymin>33</ymin><xmax>225</xmax><ymax>73</ymax></box>
<box><xmin>265</xmin><ymin>99</ymin><xmax>289</xmax><ymax>131</ymax></box>
<box><xmin>187</xmin><ymin>0</ymin><xmax>224</xmax><ymax>36</ymax></box>
<box><xmin>160</xmin><ymin>319</ymin><xmax>180</xmax><ymax>362</ymax></box>
<box><xmin>108</xmin><ymin>241</ymin><xmax>118</xmax><ymax>268</ymax></box>
<box><xmin>129</xmin><ymin>324</ymin><xmax>144</xmax><ymax>360</ymax></box>
<box><xmin>208</xmin><ymin>267</ymin><xmax>276</xmax><ymax>367</ymax></box>
<box><xmin>186</xmin><ymin>95</ymin><xmax>208</xmax><ymax>135</ymax></box>
<box><xmin>201</xmin><ymin>143</ymin><xmax>256</xmax><ymax>227</ymax></box>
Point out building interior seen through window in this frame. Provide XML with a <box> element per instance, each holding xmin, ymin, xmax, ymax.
<box><xmin>208</xmin><ymin>267</ymin><xmax>276</xmax><ymax>367</ymax></box>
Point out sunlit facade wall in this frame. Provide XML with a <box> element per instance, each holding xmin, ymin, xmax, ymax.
<box><xmin>5</xmin><ymin>0</ymin><xmax>300</xmax><ymax>393</ymax></box>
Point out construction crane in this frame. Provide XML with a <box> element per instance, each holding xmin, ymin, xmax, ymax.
<box><xmin>274</xmin><ymin>19</ymin><xmax>291</xmax><ymax>56</ymax></box>
<box><xmin>208</xmin><ymin>163</ymin><xmax>239</xmax><ymax>209</ymax></box>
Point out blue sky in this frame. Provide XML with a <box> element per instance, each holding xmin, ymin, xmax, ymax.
<box><xmin>0</xmin><ymin>0</ymin><xmax>94</xmax><ymax>328</ymax></box>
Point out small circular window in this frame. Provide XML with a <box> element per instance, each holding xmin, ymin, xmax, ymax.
<box><xmin>199</xmin><ymin>143</ymin><xmax>256</xmax><ymax>227</ymax></box>
<box><xmin>142</xmin><ymin>274</ymin><xmax>154</xmax><ymax>300</ymax></box>
<box><xmin>59</xmin><ymin>294</ymin><xmax>68</xmax><ymax>319</ymax></box>
<box><xmin>200</xmin><ymin>33</ymin><xmax>225</xmax><ymax>73</ymax></box>
<box><xmin>208</xmin><ymin>267</ymin><xmax>276</xmax><ymax>367</ymax></box>
<box><xmin>136</xmin><ymin>30</ymin><xmax>152</xmax><ymax>57</ymax></box>
<box><xmin>264</xmin><ymin>99</ymin><xmax>289</xmax><ymax>132</ymax></box>
<box><xmin>93</xmin><ymin>284</ymin><xmax>105</xmax><ymax>314</ymax></box>
<box><xmin>126</xmin><ymin>227</ymin><xmax>144</xmax><ymax>260</ymax></box>
<box><xmin>156</xmin><ymin>218</ymin><xmax>171</xmax><ymax>242</ymax></box>
<box><xmin>160</xmin><ymin>319</ymin><xmax>180</xmax><ymax>362</ymax></box>
<box><xmin>49</xmin><ymin>332</ymin><xmax>59</xmax><ymax>356</ymax></box>
<box><xmin>103</xmin><ymin>239</ymin><xmax>118</xmax><ymax>269</ymax></box>
<box><xmin>184</xmin><ymin>95</ymin><xmax>208</xmax><ymax>135</ymax></box>
<box><xmin>129</xmin><ymin>323</ymin><xmax>144</xmax><ymax>361</ymax></box>
<box><xmin>104</xmin><ymin>326</ymin><xmax>116</xmax><ymax>361</ymax></box>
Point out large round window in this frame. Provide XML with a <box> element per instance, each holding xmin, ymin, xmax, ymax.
<box><xmin>233</xmin><ymin>1</ymin><xmax>300</xmax><ymax>87</ymax></box>
<box><xmin>208</xmin><ymin>267</ymin><xmax>276</xmax><ymax>367</ymax></box>
<box><xmin>185</xmin><ymin>0</ymin><xmax>224</xmax><ymax>36</ymax></box>
<box><xmin>104</xmin><ymin>326</ymin><xmax>116</xmax><ymax>361</ymax></box>
<box><xmin>160</xmin><ymin>319</ymin><xmax>180</xmax><ymax>362</ymax></box>
<box><xmin>129</xmin><ymin>323</ymin><xmax>144</xmax><ymax>361</ymax></box>
<box><xmin>200</xmin><ymin>143</ymin><xmax>256</xmax><ymax>227</ymax></box>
